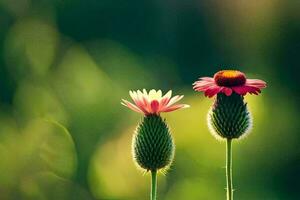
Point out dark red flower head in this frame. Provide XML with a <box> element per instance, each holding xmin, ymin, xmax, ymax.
<box><xmin>193</xmin><ymin>70</ymin><xmax>267</xmax><ymax>98</ymax></box>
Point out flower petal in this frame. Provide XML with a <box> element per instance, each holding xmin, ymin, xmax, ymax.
<box><xmin>193</xmin><ymin>78</ymin><xmax>215</xmax><ymax>86</ymax></box>
<box><xmin>148</xmin><ymin>89</ymin><xmax>157</xmax><ymax>100</ymax></box>
<box><xmin>167</xmin><ymin>95</ymin><xmax>184</xmax><ymax>107</ymax></box>
<box><xmin>150</xmin><ymin>100</ymin><xmax>160</xmax><ymax>114</ymax></box>
<box><xmin>130</xmin><ymin>91</ymin><xmax>150</xmax><ymax>114</ymax></box>
<box><xmin>232</xmin><ymin>85</ymin><xmax>261</xmax><ymax>95</ymax></box>
<box><xmin>121</xmin><ymin>99</ymin><xmax>144</xmax><ymax>114</ymax></box>
<box><xmin>232</xmin><ymin>86</ymin><xmax>248</xmax><ymax>95</ymax></box>
<box><xmin>204</xmin><ymin>85</ymin><xmax>223</xmax><ymax>98</ymax></box>
<box><xmin>193</xmin><ymin>83</ymin><xmax>216</xmax><ymax>91</ymax></box>
<box><xmin>160</xmin><ymin>90</ymin><xmax>172</xmax><ymax>107</ymax></box>
<box><xmin>129</xmin><ymin>90</ymin><xmax>138</xmax><ymax>101</ymax></box>
<box><xmin>142</xmin><ymin>89</ymin><xmax>149</xmax><ymax>98</ymax></box>
<box><xmin>193</xmin><ymin>79</ymin><xmax>216</xmax><ymax>92</ymax></box>
<box><xmin>162</xmin><ymin>90</ymin><xmax>172</xmax><ymax>99</ymax></box>
<box><xmin>137</xmin><ymin>90</ymin><xmax>144</xmax><ymax>99</ymax></box>
<box><xmin>199</xmin><ymin>77</ymin><xmax>215</xmax><ymax>81</ymax></box>
<box><xmin>157</xmin><ymin>90</ymin><xmax>162</xmax><ymax>99</ymax></box>
<box><xmin>140</xmin><ymin>96</ymin><xmax>151</xmax><ymax>113</ymax></box>
<box><xmin>246</xmin><ymin>79</ymin><xmax>267</xmax><ymax>88</ymax></box>
<box><xmin>222</xmin><ymin>87</ymin><xmax>233</xmax><ymax>96</ymax></box>
<box><xmin>162</xmin><ymin>104</ymin><xmax>190</xmax><ymax>112</ymax></box>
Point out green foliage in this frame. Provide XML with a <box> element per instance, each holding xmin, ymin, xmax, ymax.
<box><xmin>39</xmin><ymin>120</ymin><xmax>78</xmax><ymax>178</ymax></box>
<box><xmin>133</xmin><ymin>115</ymin><xmax>175</xmax><ymax>171</ymax></box>
<box><xmin>208</xmin><ymin>93</ymin><xmax>251</xmax><ymax>139</ymax></box>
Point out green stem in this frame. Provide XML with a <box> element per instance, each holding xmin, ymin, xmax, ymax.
<box><xmin>226</xmin><ymin>139</ymin><xmax>233</xmax><ymax>200</ymax></box>
<box><xmin>151</xmin><ymin>170</ymin><xmax>157</xmax><ymax>200</ymax></box>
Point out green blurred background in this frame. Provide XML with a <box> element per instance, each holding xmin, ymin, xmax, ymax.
<box><xmin>0</xmin><ymin>0</ymin><xmax>299</xmax><ymax>199</ymax></box>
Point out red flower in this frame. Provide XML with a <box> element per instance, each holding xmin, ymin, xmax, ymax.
<box><xmin>193</xmin><ymin>70</ymin><xmax>266</xmax><ymax>98</ymax></box>
<box><xmin>121</xmin><ymin>89</ymin><xmax>189</xmax><ymax>115</ymax></box>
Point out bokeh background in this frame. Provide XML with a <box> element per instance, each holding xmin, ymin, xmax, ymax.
<box><xmin>0</xmin><ymin>0</ymin><xmax>299</xmax><ymax>199</ymax></box>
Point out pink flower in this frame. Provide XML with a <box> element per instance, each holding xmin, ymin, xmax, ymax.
<box><xmin>121</xmin><ymin>89</ymin><xmax>190</xmax><ymax>115</ymax></box>
<box><xmin>193</xmin><ymin>70</ymin><xmax>267</xmax><ymax>98</ymax></box>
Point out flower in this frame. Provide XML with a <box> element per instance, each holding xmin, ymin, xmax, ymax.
<box><xmin>121</xmin><ymin>89</ymin><xmax>189</xmax><ymax>115</ymax></box>
<box><xmin>193</xmin><ymin>70</ymin><xmax>267</xmax><ymax>98</ymax></box>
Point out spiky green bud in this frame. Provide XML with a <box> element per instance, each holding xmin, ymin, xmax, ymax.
<box><xmin>132</xmin><ymin>115</ymin><xmax>175</xmax><ymax>171</ymax></box>
<box><xmin>208</xmin><ymin>93</ymin><xmax>252</xmax><ymax>140</ymax></box>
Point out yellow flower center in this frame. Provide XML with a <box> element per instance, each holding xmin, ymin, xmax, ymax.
<box><xmin>214</xmin><ymin>70</ymin><xmax>246</xmax><ymax>87</ymax></box>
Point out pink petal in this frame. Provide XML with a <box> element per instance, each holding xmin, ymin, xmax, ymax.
<box><xmin>121</xmin><ymin>99</ymin><xmax>144</xmax><ymax>114</ymax></box>
<box><xmin>246</xmin><ymin>86</ymin><xmax>261</xmax><ymax>95</ymax></box>
<box><xmin>193</xmin><ymin>78</ymin><xmax>215</xmax><ymax>86</ymax></box>
<box><xmin>167</xmin><ymin>95</ymin><xmax>184</xmax><ymax>107</ymax></box>
<box><xmin>133</xmin><ymin>96</ymin><xmax>150</xmax><ymax>115</ymax></box>
<box><xmin>162</xmin><ymin>104</ymin><xmax>189</xmax><ymax>112</ymax></box>
<box><xmin>232</xmin><ymin>86</ymin><xmax>261</xmax><ymax>96</ymax></box>
<box><xmin>222</xmin><ymin>87</ymin><xmax>233</xmax><ymax>96</ymax></box>
<box><xmin>141</xmin><ymin>96</ymin><xmax>151</xmax><ymax>113</ymax></box>
<box><xmin>159</xmin><ymin>91</ymin><xmax>172</xmax><ymax>107</ymax></box>
<box><xmin>193</xmin><ymin>78</ymin><xmax>214</xmax><ymax>84</ymax></box>
<box><xmin>160</xmin><ymin>97</ymin><xmax>170</xmax><ymax>107</ymax></box>
<box><xmin>150</xmin><ymin>100</ymin><xmax>160</xmax><ymax>114</ymax></box>
<box><xmin>193</xmin><ymin>81</ymin><xmax>216</xmax><ymax>91</ymax></box>
<box><xmin>246</xmin><ymin>79</ymin><xmax>266</xmax><ymax>84</ymax></box>
<box><xmin>161</xmin><ymin>90</ymin><xmax>172</xmax><ymax>99</ymax></box>
<box><xmin>204</xmin><ymin>85</ymin><xmax>223</xmax><ymax>98</ymax></box>
<box><xmin>246</xmin><ymin>79</ymin><xmax>267</xmax><ymax>88</ymax></box>
<box><xmin>199</xmin><ymin>77</ymin><xmax>215</xmax><ymax>81</ymax></box>
<box><xmin>128</xmin><ymin>91</ymin><xmax>150</xmax><ymax>113</ymax></box>
<box><xmin>193</xmin><ymin>83</ymin><xmax>215</xmax><ymax>91</ymax></box>
<box><xmin>232</xmin><ymin>86</ymin><xmax>248</xmax><ymax>95</ymax></box>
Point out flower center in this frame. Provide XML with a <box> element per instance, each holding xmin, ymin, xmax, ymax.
<box><xmin>214</xmin><ymin>70</ymin><xmax>246</xmax><ymax>87</ymax></box>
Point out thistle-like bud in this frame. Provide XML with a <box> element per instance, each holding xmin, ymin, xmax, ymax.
<box><xmin>132</xmin><ymin>115</ymin><xmax>175</xmax><ymax>171</ymax></box>
<box><xmin>208</xmin><ymin>93</ymin><xmax>252</xmax><ymax>140</ymax></box>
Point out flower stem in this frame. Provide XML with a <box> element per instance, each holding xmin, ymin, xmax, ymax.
<box><xmin>226</xmin><ymin>139</ymin><xmax>233</xmax><ymax>200</ymax></box>
<box><xmin>151</xmin><ymin>170</ymin><xmax>157</xmax><ymax>200</ymax></box>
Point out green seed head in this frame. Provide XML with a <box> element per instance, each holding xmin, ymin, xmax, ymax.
<box><xmin>132</xmin><ymin>115</ymin><xmax>175</xmax><ymax>171</ymax></box>
<box><xmin>207</xmin><ymin>93</ymin><xmax>252</xmax><ymax>140</ymax></box>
